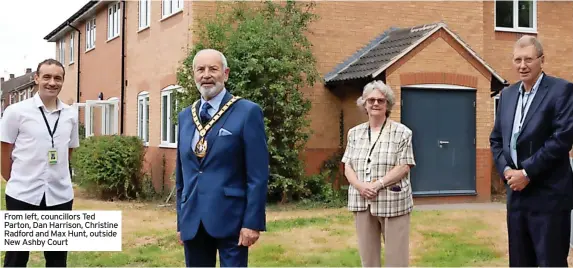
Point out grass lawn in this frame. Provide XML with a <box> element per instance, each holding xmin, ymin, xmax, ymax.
<box><xmin>1</xmin><ymin>180</ymin><xmax>517</xmax><ymax>267</ymax></box>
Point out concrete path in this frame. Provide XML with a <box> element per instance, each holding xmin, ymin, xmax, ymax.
<box><xmin>415</xmin><ymin>202</ymin><xmax>506</xmax><ymax>211</ymax></box>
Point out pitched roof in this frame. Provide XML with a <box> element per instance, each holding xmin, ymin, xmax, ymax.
<box><xmin>324</xmin><ymin>22</ymin><xmax>507</xmax><ymax>86</ymax></box>
<box><xmin>44</xmin><ymin>0</ymin><xmax>101</xmax><ymax>42</ymax></box>
<box><xmin>1</xmin><ymin>72</ymin><xmax>36</xmax><ymax>99</ymax></box>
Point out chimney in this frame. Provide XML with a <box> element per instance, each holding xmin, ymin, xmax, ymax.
<box><xmin>26</xmin><ymin>68</ymin><xmax>31</xmax><ymax>74</ymax></box>
<box><xmin>9</xmin><ymin>74</ymin><xmax>14</xmax><ymax>79</ymax></box>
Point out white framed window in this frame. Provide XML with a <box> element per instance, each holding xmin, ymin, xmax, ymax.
<box><xmin>139</xmin><ymin>0</ymin><xmax>151</xmax><ymax>30</ymax></box>
<box><xmin>86</xmin><ymin>17</ymin><xmax>96</xmax><ymax>50</ymax></box>
<box><xmin>495</xmin><ymin>0</ymin><xmax>537</xmax><ymax>33</ymax></box>
<box><xmin>69</xmin><ymin>32</ymin><xmax>74</xmax><ymax>64</ymax></box>
<box><xmin>108</xmin><ymin>2</ymin><xmax>121</xmax><ymax>40</ymax></box>
<box><xmin>19</xmin><ymin>91</ymin><xmax>26</xmax><ymax>102</ymax></box>
<box><xmin>493</xmin><ymin>95</ymin><xmax>500</xmax><ymax>121</ymax></box>
<box><xmin>162</xmin><ymin>0</ymin><xmax>183</xmax><ymax>18</ymax></box>
<box><xmin>58</xmin><ymin>40</ymin><xmax>65</xmax><ymax>64</ymax></box>
<box><xmin>137</xmin><ymin>91</ymin><xmax>150</xmax><ymax>145</ymax></box>
<box><xmin>160</xmin><ymin>85</ymin><xmax>181</xmax><ymax>147</ymax></box>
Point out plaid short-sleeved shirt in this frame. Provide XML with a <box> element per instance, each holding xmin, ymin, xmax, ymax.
<box><xmin>342</xmin><ymin>120</ymin><xmax>416</xmax><ymax>217</ymax></box>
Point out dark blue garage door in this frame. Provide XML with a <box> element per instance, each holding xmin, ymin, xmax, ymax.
<box><xmin>401</xmin><ymin>87</ymin><xmax>476</xmax><ymax>196</ymax></box>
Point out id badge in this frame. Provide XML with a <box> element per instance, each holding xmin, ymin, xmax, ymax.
<box><xmin>48</xmin><ymin>149</ymin><xmax>58</xmax><ymax>165</ymax></box>
<box><xmin>511</xmin><ymin>131</ymin><xmax>520</xmax><ymax>150</ymax></box>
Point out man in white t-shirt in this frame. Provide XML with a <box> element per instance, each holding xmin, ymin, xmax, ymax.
<box><xmin>0</xmin><ymin>59</ymin><xmax>80</xmax><ymax>267</ymax></box>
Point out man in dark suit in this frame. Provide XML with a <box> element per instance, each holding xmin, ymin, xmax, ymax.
<box><xmin>175</xmin><ymin>48</ymin><xmax>269</xmax><ymax>267</ymax></box>
<box><xmin>490</xmin><ymin>35</ymin><xmax>573</xmax><ymax>266</ymax></box>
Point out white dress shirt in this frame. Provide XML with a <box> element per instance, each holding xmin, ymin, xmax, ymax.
<box><xmin>0</xmin><ymin>93</ymin><xmax>80</xmax><ymax>206</ymax></box>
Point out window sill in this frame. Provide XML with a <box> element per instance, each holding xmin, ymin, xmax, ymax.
<box><xmin>159</xmin><ymin>143</ymin><xmax>177</xmax><ymax>149</ymax></box>
<box><xmin>106</xmin><ymin>35</ymin><xmax>120</xmax><ymax>43</ymax></box>
<box><xmin>494</xmin><ymin>27</ymin><xmax>537</xmax><ymax>34</ymax></box>
<box><xmin>85</xmin><ymin>47</ymin><xmax>95</xmax><ymax>54</ymax></box>
<box><xmin>69</xmin><ymin>61</ymin><xmax>74</xmax><ymax>66</ymax></box>
<box><xmin>138</xmin><ymin>26</ymin><xmax>150</xmax><ymax>33</ymax></box>
<box><xmin>160</xmin><ymin>9</ymin><xmax>183</xmax><ymax>22</ymax></box>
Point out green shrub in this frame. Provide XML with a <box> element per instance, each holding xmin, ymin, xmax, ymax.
<box><xmin>71</xmin><ymin>135</ymin><xmax>146</xmax><ymax>200</ymax></box>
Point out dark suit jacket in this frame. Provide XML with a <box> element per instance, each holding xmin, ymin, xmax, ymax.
<box><xmin>490</xmin><ymin>74</ymin><xmax>573</xmax><ymax>212</ymax></box>
<box><xmin>175</xmin><ymin>91</ymin><xmax>269</xmax><ymax>241</ymax></box>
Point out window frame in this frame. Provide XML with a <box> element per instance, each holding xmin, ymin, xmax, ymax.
<box><xmin>86</xmin><ymin>17</ymin><xmax>96</xmax><ymax>51</ymax></box>
<box><xmin>69</xmin><ymin>32</ymin><xmax>74</xmax><ymax>64</ymax></box>
<box><xmin>58</xmin><ymin>39</ymin><xmax>65</xmax><ymax>64</ymax></box>
<box><xmin>160</xmin><ymin>85</ymin><xmax>182</xmax><ymax>148</ymax></box>
<box><xmin>494</xmin><ymin>0</ymin><xmax>537</xmax><ymax>33</ymax></box>
<box><xmin>161</xmin><ymin>0</ymin><xmax>183</xmax><ymax>19</ymax></box>
<box><xmin>137</xmin><ymin>91</ymin><xmax>150</xmax><ymax>145</ymax></box>
<box><xmin>107</xmin><ymin>2</ymin><xmax>121</xmax><ymax>41</ymax></box>
<box><xmin>493</xmin><ymin>95</ymin><xmax>500</xmax><ymax>121</ymax></box>
<box><xmin>138</xmin><ymin>0</ymin><xmax>151</xmax><ymax>30</ymax></box>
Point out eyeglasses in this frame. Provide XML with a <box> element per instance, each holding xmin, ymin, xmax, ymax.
<box><xmin>513</xmin><ymin>55</ymin><xmax>543</xmax><ymax>65</ymax></box>
<box><xmin>366</xmin><ymin>98</ymin><xmax>386</xmax><ymax>105</ymax></box>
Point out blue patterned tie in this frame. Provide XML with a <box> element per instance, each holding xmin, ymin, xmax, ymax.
<box><xmin>200</xmin><ymin>102</ymin><xmax>212</xmax><ymax>125</ymax></box>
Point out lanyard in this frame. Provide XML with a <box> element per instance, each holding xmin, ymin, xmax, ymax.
<box><xmin>39</xmin><ymin>107</ymin><xmax>61</xmax><ymax>148</ymax></box>
<box><xmin>367</xmin><ymin>118</ymin><xmax>387</xmax><ymax>162</ymax></box>
<box><xmin>518</xmin><ymin>90</ymin><xmax>532</xmax><ymax>130</ymax></box>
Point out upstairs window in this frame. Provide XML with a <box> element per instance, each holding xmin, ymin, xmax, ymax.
<box><xmin>495</xmin><ymin>0</ymin><xmax>536</xmax><ymax>33</ymax></box>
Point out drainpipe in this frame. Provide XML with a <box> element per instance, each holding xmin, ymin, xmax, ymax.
<box><xmin>66</xmin><ymin>22</ymin><xmax>81</xmax><ymax>103</ymax></box>
<box><xmin>120</xmin><ymin>0</ymin><xmax>126</xmax><ymax>135</ymax></box>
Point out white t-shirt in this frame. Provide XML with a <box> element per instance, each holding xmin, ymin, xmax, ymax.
<box><xmin>0</xmin><ymin>93</ymin><xmax>80</xmax><ymax>206</ymax></box>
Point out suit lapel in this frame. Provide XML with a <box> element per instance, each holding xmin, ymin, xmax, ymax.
<box><xmin>186</xmin><ymin>106</ymin><xmax>200</xmax><ymax>165</ymax></box>
<box><xmin>201</xmin><ymin>92</ymin><xmax>234</xmax><ymax>165</ymax></box>
<box><xmin>504</xmin><ymin>85</ymin><xmax>520</xmax><ymax>144</ymax></box>
<box><xmin>519</xmin><ymin>75</ymin><xmax>549</xmax><ymax>133</ymax></box>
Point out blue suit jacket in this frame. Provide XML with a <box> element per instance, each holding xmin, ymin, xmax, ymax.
<box><xmin>490</xmin><ymin>74</ymin><xmax>573</xmax><ymax>212</ymax></box>
<box><xmin>176</xmin><ymin>91</ymin><xmax>269</xmax><ymax>240</ymax></box>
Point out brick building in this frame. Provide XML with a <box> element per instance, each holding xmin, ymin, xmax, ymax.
<box><xmin>43</xmin><ymin>0</ymin><xmax>572</xmax><ymax>202</ymax></box>
<box><xmin>1</xmin><ymin>69</ymin><xmax>36</xmax><ymax>117</ymax></box>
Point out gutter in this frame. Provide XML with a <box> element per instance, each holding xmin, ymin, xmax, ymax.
<box><xmin>67</xmin><ymin>22</ymin><xmax>81</xmax><ymax>103</ymax></box>
<box><xmin>120</xmin><ymin>0</ymin><xmax>126</xmax><ymax>134</ymax></box>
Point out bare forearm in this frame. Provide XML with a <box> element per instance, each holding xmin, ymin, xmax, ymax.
<box><xmin>344</xmin><ymin>163</ymin><xmax>362</xmax><ymax>188</ymax></box>
<box><xmin>379</xmin><ymin>165</ymin><xmax>410</xmax><ymax>186</ymax></box>
<box><xmin>1</xmin><ymin>142</ymin><xmax>13</xmax><ymax>181</ymax></box>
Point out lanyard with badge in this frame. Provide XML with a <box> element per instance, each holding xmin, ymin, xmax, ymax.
<box><xmin>511</xmin><ymin>91</ymin><xmax>532</xmax><ymax>150</ymax></box>
<box><xmin>365</xmin><ymin>119</ymin><xmax>387</xmax><ymax>180</ymax></box>
<box><xmin>39</xmin><ymin>107</ymin><xmax>61</xmax><ymax>165</ymax></box>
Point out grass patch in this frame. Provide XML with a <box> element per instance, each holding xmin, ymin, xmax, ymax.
<box><xmin>0</xmin><ymin>179</ymin><xmax>515</xmax><ymax>267</ymax></box>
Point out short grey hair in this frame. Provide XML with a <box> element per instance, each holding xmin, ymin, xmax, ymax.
<box><xmin>192</xmin><ymin>48</ymin><xmax>229</xmax><ymax>70</ymax></box>
<box><xmin>515</xmin><ymin>35</ymin><xmax>544</xmax><ymax>57</ymax></box>
<box><xmin>356</xmin><ymin>80</ymin><xmax>395</xmax><ymax>117</ymax></box>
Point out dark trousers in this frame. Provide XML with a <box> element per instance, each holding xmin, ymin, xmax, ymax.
<box><xmin>183</xmin><ymin>222</ymin><xmax>248</xmax><ymax>267</ymax></box>
<box><xmin>3</xmin><ymin>194</ymin><xmax>74</xmax><ymax>268</ymax></box>
<box><xmin>507</xmin><ymin>210</ymin><xmax>571</xmax><ymax>267</ymax></box>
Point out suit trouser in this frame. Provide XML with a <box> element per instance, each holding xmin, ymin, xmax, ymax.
<box><xmin>3</xmin><ymin>194</ymin><xmax>73</xmax><ymax>268</ymax></box>
<box><xmin>183</xmin><ymin>221</ymin><xmax>248</xmax><ymax>267</ymax></box>
<box><xmin>507</xmin><ymin>209</ymin><xmax>570</xmax><ymax>267</ymax></box>
<box><xmin>354</xmin><ymin>207</ymin><xmax>410</xmax><ymax>267</ymax></box>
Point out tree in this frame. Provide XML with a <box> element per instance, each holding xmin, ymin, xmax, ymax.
<box><xmin>175</xmin><ymin>0</ymin><xmax>321</xmax><ymax>203</ymax></box>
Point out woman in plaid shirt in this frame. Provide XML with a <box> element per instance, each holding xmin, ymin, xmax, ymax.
<box><xmin>342</xmin><ymin>80</ymin><xmax>416</xmax><ymax>267</ymax></box>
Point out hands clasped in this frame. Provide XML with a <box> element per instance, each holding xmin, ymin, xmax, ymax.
<box><xmin>358</xmin><ymin>181</ymin><xmax>381</xmax><ymax>200</ymax></box>
<box><xmin>504</xmin><ymin>169</ymin><xmax>530</xmax><ymax>191</ymax></box>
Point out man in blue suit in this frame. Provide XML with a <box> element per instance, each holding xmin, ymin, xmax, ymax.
<box><xmin>490</xmin><ymin>35</ymin><xmax>573</xmax><ymax>266</ymax></box>
<box><xmin>175</xmin><ymin>48</ymin><xmax>269</xmax><ymax>267</ymax></box>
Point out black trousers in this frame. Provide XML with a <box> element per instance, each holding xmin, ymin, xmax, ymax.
<box><xmin>3</xmin><ymin>194</ymin><xmax>74</xmax><ymax>268</ymax></box>
<box><xmin>507</xmin><ymin>209</ymin><xmax>571</xmax><ymax>267</ymax></box>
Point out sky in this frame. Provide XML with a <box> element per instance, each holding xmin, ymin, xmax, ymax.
<box><xmin>0</xmin><ymin>0</ymin><xmax>90</xmax><ymax>80</ymax></box>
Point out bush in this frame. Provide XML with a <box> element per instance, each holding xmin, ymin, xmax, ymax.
<box><xmin>301</xmin><ymin>171</ymin><xmax>348</xmax><ymax>207</ymax></box>
<box><xmin>71</xmin><ymin>135</ymin><xmax>146</xmax><ymax>200</ymax></box>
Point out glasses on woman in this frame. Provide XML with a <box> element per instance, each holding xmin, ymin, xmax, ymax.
<box><xmin>367</xmin><ymin>98</ymin><xmax>386</xmax><ymax>105</ymax></box>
